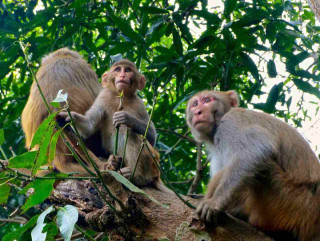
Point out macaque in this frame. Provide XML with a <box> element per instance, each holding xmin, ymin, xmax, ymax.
<box><xmin>60</xmin><ymin>59</ymin><xmax>166</xmax><ymax>190</ymax></box>
<box><xmin>21</xmin><ymin>48</ymin><xmax>110</xmax><ymax>174</ymax></box>
<box><xmin>186</xmin><ymin>90</ymin><xmax>320</xmax><ymax>241</ymax></box>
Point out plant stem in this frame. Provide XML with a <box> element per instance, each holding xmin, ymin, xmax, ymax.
<box><xmin>120</xmin><ymin>128</ymin><xmax>129</xmax><ymax>169</ymax></box>
<box><xmin>0</xmin><ymin>146</ymin><xmax>8</xmax><ymax>161</ymax></box>
<box><xmin>131</xmin><ymin>97</ymin><xmax>156</xmax><ymax>181</ymax></box>
<box><xmin>114</xmin><ymin>91</ymin><xmax>124</xmax><ymax>156</ymax></box>
<box><xmin>19</xmin><ymin>42</ymin><xmax>51</xmax><ymax>114</ymax></box>
<box><xmin>75</xmin><ymin>224</ymin><xmax>95</xmax><ymax>241</ymax></box>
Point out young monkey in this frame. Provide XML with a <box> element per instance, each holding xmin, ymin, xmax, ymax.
<box><xmin>61</xmin><ymin>60</ymin><xmax>166</xmax><ymax>189</ymax></box>
<box><xmin>186</xmin><ymin>90</ymin><xmax>320</xmax><ymax>241</ymax></box>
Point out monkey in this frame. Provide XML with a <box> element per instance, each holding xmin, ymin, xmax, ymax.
<box><xmin>186</xmin><ymin>90</ymin><xmax>320</xmax><ymax>241</ymax></box>
<box><xmin>59</xmin><ymin>59</ymin><xmax>168</xmax><ymax>191</ymax></box>
<box><xmin>21</xmin><ymin>48</ymin><xmax>112</xmax><ymax>174</ymax></box>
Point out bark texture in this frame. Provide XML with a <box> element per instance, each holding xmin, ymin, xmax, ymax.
<box><xmin>50</xmin><ymin>176</ymin><xmax>273</xmax><ymax>241</ymax></box>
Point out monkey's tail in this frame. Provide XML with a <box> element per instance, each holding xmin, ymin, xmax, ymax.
<box><xmin>154</xmin><ymin>181</ymin><xmax>174</xmax><ymax>194</ymax></box>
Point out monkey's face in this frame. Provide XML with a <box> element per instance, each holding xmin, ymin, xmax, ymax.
<box><xmin>186</xmin><ymin>90</ymin><xmax>239</xmax><ymax>142</ymax></box>
<box><xmin>187</xmin><ymin>92</ymin><xmax>217</xmax><ymax>134</ymax></box>
<box><xmin>113</xmin><ymin>65</ymin><xmax>134</xmax><ymax>92</ymax></box>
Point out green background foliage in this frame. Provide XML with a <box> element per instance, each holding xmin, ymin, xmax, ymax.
<box><xmin>0</xmin><ymin>0</ymin><xmax>320</xmax><ymax>239</ymax></box>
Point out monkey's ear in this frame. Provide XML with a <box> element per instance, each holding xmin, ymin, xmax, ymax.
<box><xmin>101</xmin><ymin>71</ymin><xmax>109</xmax><ymax>87</ymax></box>
<box><xmin>137</xmin><ymin>75</ymin><xmax>146</xmax><ymax>91</ymax></box>
<box><xmin>227</xmin><ymin>90</ymin><xmax>239</xmax><ymax>107</ymax></box>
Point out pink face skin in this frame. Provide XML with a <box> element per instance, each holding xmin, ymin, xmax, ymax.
<box><xmin>188</xmin><ymin>94</ymin><xmax>216</xmax><ymax>131</ymax></box>
<box><xmin>113</xmin><ymin>65</ymin><xmax>134</xmax><ymax>91</ymax></box>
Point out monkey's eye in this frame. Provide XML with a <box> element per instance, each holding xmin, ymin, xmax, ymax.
<box><xmin>114</xmin><ymin>67</ymin><xmax>121</xmax><ymax>72</ymax></box>
<box><xmin>125</xmin><ymin>67</ymin><xmax>132</xmax><ymax>72</ymax></box>
<box><xmin>203</xmin><ymin>97</ymin><xmax>211</xmax><ymax>103</ymax></box>
<box><xmin>192</xmin><ymin>100</ymin><xmax>198</xmax><ymax>107</ymax></box>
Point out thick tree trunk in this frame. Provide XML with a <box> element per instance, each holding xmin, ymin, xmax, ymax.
<box><xmin>50</xmin><ymin>176</ymin><xmax>272</xmax><ymax>241</ymax></box>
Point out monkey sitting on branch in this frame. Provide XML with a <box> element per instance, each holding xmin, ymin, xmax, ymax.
<box><xmin>186</xmin><ymin>90</ymin><xmax>320</xmax><ymax>241</ymax></box>
<box><xmin>60</xmin><ymin>59</ymin><xmax>169</xmax><ymax>191</ymax></box>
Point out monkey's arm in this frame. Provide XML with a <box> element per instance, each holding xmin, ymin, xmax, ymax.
<box><xmin>197</xmin><ymin>126</ymin><xmax>278</xmax><ymax>222</ymax></box>
<box><xmin>59</xmin><ymin>104</ymin><xmax>105</xmax><ymax>139</ymax></box>
<box><xmin>113</xmin><ymin>111</ymin><xmax>156</xmax><ymax>145</ymax></box>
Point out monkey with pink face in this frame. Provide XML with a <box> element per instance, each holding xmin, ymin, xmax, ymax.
<box><xmin>186</xmin><ymin>90</ymin><xmax>320</xmax><ymax>241</ymax></box>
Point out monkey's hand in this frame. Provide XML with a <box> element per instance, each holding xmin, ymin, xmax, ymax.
<box><xmin>113</xmin><ymin>111</ymin><xmax>135</xmax><ymax>128</ymax></box>
<box><xmin>120</xmin><ymin>167</ymin><xmax>132</xmax><ymax>180</ymax></box>
<box><xmin>57</xmin><ymin>111</ymin><xmax>77</xmax><ymax>123</ymax></box>
<box><xmin>103</xmin><ymin>155</ymin><xmax>122</xmax><ymax>171</ymax></box>
<box><xmin>196</xmin><ymin>198</ymin><xmax>222</xmax><ymax>225</ymax></box>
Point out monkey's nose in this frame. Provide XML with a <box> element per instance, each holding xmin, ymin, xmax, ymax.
<box><xmin>195</xmin><ymin>110</ymin><xmax>202</xmax><ymax>116</ymax></box>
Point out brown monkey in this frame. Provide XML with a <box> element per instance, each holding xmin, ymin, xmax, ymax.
<box><xmin>21</xmin><ymin>48</ymin><xmax>110</xmax><ymax>174</ymax></box>
<box><xmin>186</xmin><ymin>90</ymin><xmax>320</xmax><ymax>241</ymax></box>
<box><xmin>60</xmin><ymin>60</ymin><xmax>167</xmax><ymax>190</ymax></box>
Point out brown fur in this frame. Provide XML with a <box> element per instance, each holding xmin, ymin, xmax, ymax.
<box><xmin>187</xmin><ymin>90</ymin><xmax>320</xmax><ymax>241</ymax></box>
<box><xmin>21</xmin><ymin>48</ymin><xmax>103</xmax><ymax>174</ymax></box>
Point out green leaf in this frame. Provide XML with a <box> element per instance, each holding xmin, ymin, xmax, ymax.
<box><xmin>33</xmin><ymin>122</ymin><xmax>55</xmax><ymax>175</ymax></box>
<box><xmin>56</xmin><ymin>205</ymin><xmax>78</xmax><ymax>241</ymax></box>
<box><xmin>30</xmin><ymin>112</ymin><xmax>57</xmax><ymax>149</ymax></box>
<box><xmin>141</xmin><ymin>6</ymin><xmax>168</xmax><ymax>14</ymax></box>
<box><xmin>224</xmin><ymin>0</ymin><xmax>237</xmax><ymax>18</ymax></box>
<box><xmin>267</xmin><ymin>60</ymin><xmax>277</xmax><ymax>78</ymax></box>
<box><xmin>172</xmin><ymin>27</ymin><xmax>183</xmax><ymax>56</ymax></box>
<box><xmin>240</xmin><ymin>53</ymin><xmax>259</xmax><ymax>81</ymax></box>
<box><xmin>0</xmin><ymin>129</ymin><xmax>4</xmax><ymax>146</ymax></box>
<box><xmin>8</xmin><ymin>151</ymin><xmax>37</xmax><ymax>169</ymax></box>
<box><xmin>264</xmin><ymin>83</ymin><xmax>283</xmax><ymax>113</ymax></box>
<box><xmin>20</xmin><ymin>179</ymin><xmax>55</xmax><ymax>213</ymax></box>
<box><xmin>2</xmin><ymin>215</ymin><xmax>39</xmax><ymax>241</ymax></box>
<box><xmin>106</xmin><ymin>4</ymin><xmax>145</xmax><ymax>44</ymax></box>
<box><xmin>108</xmin><ymin>171</ymin><xmax>168</xmax><ymax>208</ymax></box>
<box><xmin>31</xmin><ymin>206</ymin><xmax>55</xmax><ymax>241</ymax></box>
<box><xmin>51</xmin><ymin>89</ymin><xmax>68</xmax><ymax>108</ymax></box>
<box><xmin>42</xmin><ymin>222</ymin><xmax>58</xmax><ymax>241</ymax></box>
<box><xmin>193</xmin><ymin>10</ymin><xmax>221</xmax><ymax>25</ymax></box>
<box><xmin>293</xmin><ymin>78</ymin><xmax>320</xmax><ymax>99</ymax></box>
<box><xmin>0</xmin><ymin>184</ymin><xmax>11</xmax><ymax>205</ymax></box>
<box><xmin>49</xmin><ymin>129</ymin><xmax>62</xmax><ymax>162</ymax></box>
<box><xmin>286</xmin><ymin>51</ymin><xmax>310</xmax><ymax>71</ymax></box>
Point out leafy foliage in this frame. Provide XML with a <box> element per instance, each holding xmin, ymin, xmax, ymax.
<box><xmin>0</xmin><ymin>0</ymin><xmax>320</xmax><ymax>239</ymax></box>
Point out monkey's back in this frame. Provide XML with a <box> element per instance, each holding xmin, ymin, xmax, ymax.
<box><xmin>223</xmin><ymin>108</ymin><xmax>319</xmax><ymax>174</ymax></box>
<box><xmin>21</xmin><ymin>48</ymin><xmax>102</xmax><ymax>148</ymax></box>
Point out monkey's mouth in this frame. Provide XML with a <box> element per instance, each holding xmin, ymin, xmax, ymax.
<box><xmin>117</xmin><ymin>81</ymin><xmax>129</xmax><ymax>85</ymax></box>
<box><xmin>193</xmin><ymin>120</ymin><xmax>207</xmax><ymax>127</ymax></box>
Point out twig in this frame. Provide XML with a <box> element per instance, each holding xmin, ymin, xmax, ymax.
<box><xmin>94</xmin><ymin>232</ymin><xmax>105</xmax><ymax>240</ymax></box>
<box><xmin>156</xmin><ymin>128</ymin><xmax>196</xmax><ymax>143</ymax></box>
<box><xmin>188</xmin><ymin>143</ymin><xmax>204</xmax><ymax>195</ymax></box>
<box><xmin>161</xmin><ymin>130</ymin><xmax>191</xmax><ymax>162</ymax></box>
<box><xmin>0</xmin><ymin>218</ymin><xmax>27</xmax><ymax>225</ymax></box>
